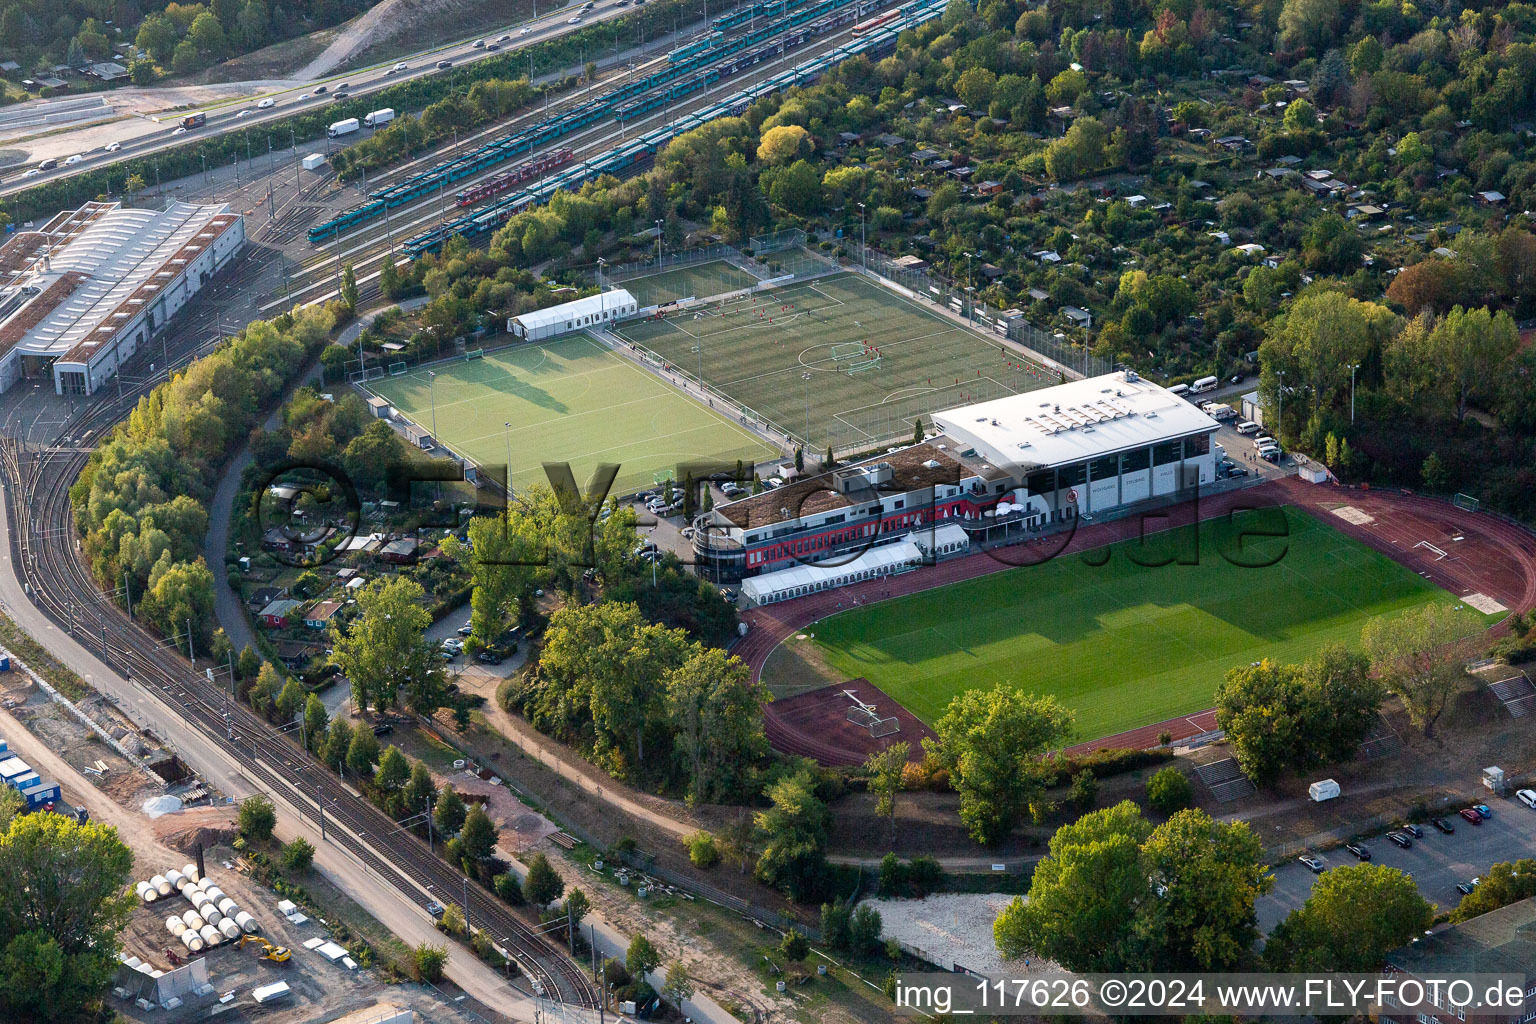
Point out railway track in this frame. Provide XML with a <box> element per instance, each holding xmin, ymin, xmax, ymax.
<box><xmin>0</xmin><ymin>399</ymin><xmax>598</xmax><ymax>1011</ymax></box>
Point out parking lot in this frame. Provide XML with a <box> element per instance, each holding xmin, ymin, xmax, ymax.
<box><xmin>1258</xmin><ymin>795</ymin><xmax>1536</xmax><ymax>929</ymax></box>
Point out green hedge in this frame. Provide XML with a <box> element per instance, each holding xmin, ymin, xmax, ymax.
<box><xmin>3</xmin><ymin>0</ymin><xmax>710</xmax><ymax>223</ymax></box>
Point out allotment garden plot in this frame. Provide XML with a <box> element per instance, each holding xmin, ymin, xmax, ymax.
<box><xmin>612</xmin><ymin>272</ymin><xmax>1059</xmax><ymax>452</ymax></box>
<box><xmin>368</xmin><ymin>333</ymin><xmax>777</xmax><ymax>496</ymax></box>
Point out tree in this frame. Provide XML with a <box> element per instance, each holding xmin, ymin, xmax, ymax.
<box><xmin>956</xmin><ymin>66</ymin><xmax>997</xmax><ymax>110</ymax></box>
<box><xmin>238</xmin><ymin>795</ymin><xmax>276</xmax><ymax>842</ymax></box>
<box><xmin>754</xmin><ymin>769</ymin><xmax>830</xmax><ymax>901</ymax></box>
<box><xmin>1421</xmin><ymin>452</ymin><xmax>1448</xmax><ymax>491</ymax></box>
<box><xmin>1214</xmin><ymin>647</ymin><xmax>1380</xmax><ymax>786</ymax></box>
<box><xmin>434</xmin><ymin>786</ymin><xmax>466</xmax><ymax>837</ymax></box>
<box><xmin>1278</xmin><ymin>0</ymin><xmax>1340</xmax><ymax>52</ymax></box>
<box><xmin>849</xmin><ymin>904</ymin><xmax>883</xmax><ymax>953</ymax></box>
<box><xmin>1385</xmin><ymin>262</ymin><xmax>1462</xmax><ymax>316</ymax></box>
<box><xmin>375</xmin><ymin>745</ymin><xmax>410</xmax><ymax>807</ymax></box>
<box><xmin>756</xmin><ymin>124</ymin><xmax>811</xmax><ymax>165</ymax></box>
<box><xmin>171</xmin><ymin>38</ymin><xmax>201</xmax><ymax>75</ymax></box>
<box><xmin>346</xmin><ymin>727</ymin><xmax>380</xmax><ymax>779</ymax></box>
<box><xmin>865</xmin><ymin>742</ymin><xmax>908</xmax><ymax>846</ymax></box>
<box><xmin>188</xmin><ymin>10</ymin><xmax>228</xmax><ymax>57</ymax></box>
<box><xmin>281</xmin><ymin>837</ymin><xmax>316</xmax><ymax>872</ymax></box>
<box><xmin>236</xmin><ymin>645</ymin><xmax>261</xmax><ymax>681</ymax></box>
<box><xmin>333</xmin><ymin>577</ymin><xmax>447</xmax><ymax>717</ymax></box>
<box><xmin>662</xmin><ymin>960</ymin><xmax>694</xmax><ymax>1006</ymax></box>
<box><xmin>135</xmin><ymin>12</ymin><xmax>178</xmax><ymax>61</ymax></box>
<box><xmin>1267</xmin><ymin>864</ymin><xmax>1432</xmax><ymax>970</ymax></box>
<box><xmin>404</xmin><ymin>761</ymin><xmax>436</xmax><ymax>815</ymax></box>
<box><xmin>1260</xmin><ymin>289</ymin><xmax>1396</xmax><ymax>424</ymax></box>
<box><xmin>1137</xmin><ymin>810</ymin><xmax>1271</xmax><ymax>970</ymax></box>
<box><xmin>779</xmin><ymin>929</ymin><xmax>809</xmax><ymax>961</ymax></box>
<box><xmin>1450</xmin><ymin>859</ymin><xmax>1536</xmax><ymax>922</ymax></box>
<box><xmin>459</xmin><ymin>804</ymin><xmax>498</xmax><ymax>864</ymax></box>
<box><xmin>340</xmin><ymin>263</ymin><xmax>359</xmax><ymax>311</ymax></box>
<box><xmin>524</xmin><ymin>852</ymin><xmax>564</xmax><ymax>906</ymax></box>
<box><xmin>1386</xmin><ymin>306</ymin><xmax>1519</xmax><ymax>423</ymax></box>
<box><xmin>495</xmin><ymin>871</ymin><xmax>524</xmax><ymax>904</ymax></box>
<box><xmin>379</xmin><ymin>257</ymin><xmax>402</xmax><ymax>300</ymax></box>
<box><xmin>275</xmin><ymin>678</ymin><xmax>306</xmax><ymax>724</ymax></box>
<box><xmin>1301</xmin><ymin>214</ymin><xmax>1363</xmax><ymax>275</ymax></box>
<box><xmin>1282</xmin><ymin>98</ymin><xmax>1317</xmax><ymax>131</ymax></box>
<box><xmin>924</xmin><ymin>687</ymin><xmax>1074</xmax><ymax>845</ymax></box>
<box><xmin>0</xmin><ymin>813</ymin><xmax>135</xmax><ymax>1022</ymax></box>
<box><xmin>627</xmin><ymin>934</ymin><xmax>662</xmax><ymax>978</ymax></box>
<box><xmin>413</xmin><ymin>942</ymin><xmax>448</xmax><ymax>983</ymax></box>
<box><xmin>1362</xmin><ymin>604</ymin><xmax>1474</xmax><ymax>736</ymax></box>
<box><xmin>320</xmin><ymin>718</ymin><xmax>352</xmax><ymax>772</ymax></box>
<box><xmin>768</xmin><ymin>159</ymin><xmax>821</xmax><ymax>214</ymax></box>
<box><xmin>821</xmin><ymin>899</ymin><xmax>853</xmax><ymax>950</ymax></box>
<box><xmin>1146</xmin><ymin>766</ymin><xmax>1193</xmax><ymax>814</ymax></box>
<box><xmin>664</xmin><ymin>648</ymin><xmax>768</xmax><ymax>805</ymax></box>
<box><xmin>247</xmin><ymin>662</ymin><xmax>282</xmax><ymax>717</ymax></box>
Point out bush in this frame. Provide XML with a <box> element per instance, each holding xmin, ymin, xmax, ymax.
<box><xmin>778</xmin><ymin>930</ymin><xmax>808</xmax><ymax>961</ymax></box>
<box><xmin>1044</xmin><ymin>747</ymin><xmax>1174</xmax><ymax>786</ymax></box>
<box><xmin>238</xmin><ymin>795</ymin><xmax>277</xmax><ymax>842</ymax></box>
<box><xmin>820</xmin><ymin>899</ymin><xmax>852</xmax><ymax>950</ymax></box>
<box><xmin>849</xmin><ymin>904</ymin><xmax>883</xmax><ymax>954</ymax></box>
<box><xmin>281</xmin><ymin>837</ymin><xmax>316</xmax><ymax>873</ymax></box>
<box><xmin>1146</xmin><ymin>765</ymin><xmax>1195</xmax><ymax>814</ymax></box>
<box><xmin>686</xmin><ymin>831</ymin><xmax>719</xmax><ymax>868</ymax></box>
<box><xmin>878</xmin><ymin>852</ymin><xmax>905</xmax><ymax>896</ymax></box>
<box><xmin>907</xmin><ymin>854</ymin><xmax>942</xmax><ymax>897</ymax></box>
<box><xmin>413</xmin><ymin>942</ymin><xmax>448</xmax><ymax>983</ymax></box>
<box><xmin>439</xmin><ymin>903</ymin><xmax>466</xmax><ymax>936</ymax></box>
<box><xmin>1068</xmin><ymin>768</ymin><xmax>1099</xmax><ymax>811</ymax></box>
<box><xmin>525</xmin><ymin>852</ymin><xmax>564</xmax><ymax>907</ymax></box>
<box><xmin>494</xmin><ymin>871</ymin><xmax>524</xmax><ymax>905</ymax></box>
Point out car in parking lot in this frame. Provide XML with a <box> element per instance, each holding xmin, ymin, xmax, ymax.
<box><xmin>457</xmin><ymin>620</ymin><xmax>473</xmax><ymax>636</ymax></box>
<box><xmin>442</xmin><ymin>638</ymin><xmax>464</xmax><ymax>654</ymax></box>
<box><xmin>1474</xmin><ymin>804</ymin><xmax>1493</xmax><ymax>818</ymax></box>
<box><xmin>426</xmin><ymin>900</ymin><xmax>446</xmax><ymax>918</ymax></box>
<box><xmin>372</xmin><ymin>723</ymin><xmax>394</xmax><ymax>736</ymax></box>
<box><xmin>475</xmin><ymin>649</ymin><xmax>505</xmax><ymax>665</ymax></box>
<box><xmin>1431</xmin><ymin>816</ymin><xmax>1455</xmax><ymax>833</ymax></box>
<box><xmin>1298</xmin><ymin>854</ymin><xmax>1325</xmax><ymax>873</ymax></box>
<box><xmin>1387</xmin><ymin>831</ymin><xmax>1413</xmax><ymax>849</ymax></box>
<box><xmin>1401</xmin><ymin>823</ymin><xmax>1424</xmax><ymax>838</ymax></box>
<box><xmin>1460</xmin><ymin>808</ymin><xmax>1484</xmax><ymax>825</ymax></box>
<box><xmin>1519</xmin><ymin>789</ymin><xmax>1536</xmax><ymax>809</ymax></box>
<box><xmin>1344</xmin><ymin>843</ymin><xmax>1371</xmax><ymax>860</ymax></box>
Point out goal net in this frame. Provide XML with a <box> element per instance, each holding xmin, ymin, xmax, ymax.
<box><xmin>847</xmin><ymin>705</ymin><xmax>900</xmax><ymax>738</ymax></box>
<box><xmin>388</xmin><ymin>361</ymin><xmax>409</xmax><ymax>376</ymax></box>
<box><xmin>1454</xmin><ymin>492</ymin><xmax>1482</xmax><ymax>511</ymax></box>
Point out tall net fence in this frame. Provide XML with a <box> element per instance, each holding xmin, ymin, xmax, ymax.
<box><xmin>847</xmin><ymin>240</ymin><xmax>1113</xmax><ymax>380</ymax></box>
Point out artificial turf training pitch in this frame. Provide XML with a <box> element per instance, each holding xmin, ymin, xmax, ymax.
<box><xmin>785</xmin><ymin>507</ymin><xmax>1500</xmax><ymax>741</ymax></box>
<box><xmin>367</xmin><ymin>333</ymin><xmax>778</xmax><ymax>496</ymax></box>
<box><xmin>616</xmin><ymin>259</ymin><xmax>759</xmax><ymax>308</ymax></box>
<box><xmin>611</xmin><ymin>272</ymin><xmax>1059</xmax><ymax>452</ymax></box>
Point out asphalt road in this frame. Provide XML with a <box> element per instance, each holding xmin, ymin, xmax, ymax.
<box><xmin>0</xmin><ymin>0</ymin><xmax>644</xmax><ymax>195</ymax></box>
<box><xmin>1257</xmin><ymin>794</ymin><xmax>1536</xmax><ymax>930</ymax></box>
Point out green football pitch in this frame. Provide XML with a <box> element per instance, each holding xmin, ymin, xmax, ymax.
<box><xmin>367</xmin><ymin>333</ymin><xmax>778</xmax><ymax>496</ymax></box>
<box><xmin>617</xmin><ymin>259</ymin><xmax>759</xmax><ymax>307</ymax></box>
<box><xmin>611</xmin><ymin>272</ymin><xmax>1059</xmax><ymax>453</ymax></box>
<box><xmin>775</xmin><ymin>507</ymin><xmax>1498</xmax><ymax>741</ymax></box>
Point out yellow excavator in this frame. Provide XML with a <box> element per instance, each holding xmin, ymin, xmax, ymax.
<box><xmin>235</xmin><ymin>935</ymin><xmax>292</xmax><ymax>963</ymax></box>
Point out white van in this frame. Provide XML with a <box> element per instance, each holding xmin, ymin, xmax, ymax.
<box><xmin>1236</xmin><ymin>420</ymin><xmax>1259</xmax><ymax>435</ymax></box>
<box><xmin>1253</xmin><ymin>435</ymin><xmax>1275</xmax><ymax>449</ymax></box>
<box><xmin>1190</xmin><ymin>375</ymin><xmax>1219</xmax><ymax>393</ymax></box>
<box><xmin>1167</xmin><ymin>383</ymin><xmax>1190</xmax><ymax>397</ymax></box>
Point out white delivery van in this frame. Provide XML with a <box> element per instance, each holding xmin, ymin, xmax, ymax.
<box><xmin>1167</xmin><ymin>383</ymin><xmax>1190</xmax><ymax>397</ymax></box>
<box><xmin>364</xmin><ymin>108</ymin><xmax>395</xmax><ymax>128</ymax></box>
<box><xmin>1235</xmin><ymin>420</ymin><xmax>1259</xmax><ymax>435</ymax></box>
<box><xmin>1190</xmin><ymin>375</ymin><xmax>1219</xmax><ymax>393</ymax></box>
<box><xmin>327</xmin><ymin>118</ymin><xmax>360</xmax><ymax>138</ymax></box>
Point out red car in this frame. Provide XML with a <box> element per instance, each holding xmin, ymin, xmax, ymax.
<box><xmin>1459</xmin><ymin>807</ymin><xmax>1484</xmax><ymax>825</ymax></box>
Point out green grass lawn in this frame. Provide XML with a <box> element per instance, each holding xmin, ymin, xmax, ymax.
<box><xmin>367</xmin><ymin>332</ymin><xmax>778</xmax><ymax>496</ymax></box>
<box><xmin>799</xmin><ymin>507</ymin><xmax>1499</xmax><ymax>741</ymax></box>
<box><xmin>612</xmin><ymin>271</ymin><xmax>1056</xmax><ymax>452</ymax></box>
<box><xmin>617</xmin><ymin>259</ymin><xmax>760</xmax><ymax>307</ymax></box>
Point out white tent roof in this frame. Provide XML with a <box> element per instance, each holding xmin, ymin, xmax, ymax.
<box><xmin>742</xmin><ymin>540</ymin><xmax>922</xmax><ymax>603</ymax></box>
<box><xmin>909</xmin><ymin>523</ymin><xmax>969</xmax><ymax>553</ymax></box>
<box><xmin>510</xmin><ymin>289</ymin><xmax>636</xmax><ymax>332</ymax></box>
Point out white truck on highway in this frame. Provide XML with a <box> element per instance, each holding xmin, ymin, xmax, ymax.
<box><xmin>364</xmin><ymin>108</ymin><xmax>395</xmax><ymax>129</ymax></box>
<box><xmin>327</xmin><ymin>117</ymin><xmax>360</xmax><ymax>138</ymax></box>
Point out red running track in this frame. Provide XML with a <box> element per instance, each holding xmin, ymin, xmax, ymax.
<box><xmin>738</xmin><ymin>480</ymin><xmax>1536</xmax><ymax>764</ymax></box>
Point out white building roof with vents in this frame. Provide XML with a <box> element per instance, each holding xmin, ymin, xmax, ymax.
<box><xmin>931</xmin><ymin>372</ymin><xmax>1221</xmax><ymax>471</ymax></box>
<box><xmin>4</xmin><ymin>201</ymin><xmax>236</xmax><ymax>359</ymax></box>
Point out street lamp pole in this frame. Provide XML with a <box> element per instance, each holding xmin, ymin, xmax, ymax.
<box><xmin>1276</xmin><ymin>369</ymin><xmax>1284</xmax><ymax>443</ymax></box>
<box><xmin>504</xmin><ymin>421</ymin><xmax>513</xmax><ymax>497</ymax></box>
<box><xmin>1349</xmin><ymin>362</ymin><xmax>1359</xmax><ymax>425</ymax></box>
<box><xmin>802</xmin><ymin>371</ymin><xmax>813</xmax><ymax>451</ymax></box>
<box><xmin>428</xmin><ymin>371</ymin><xmax>439</xmax><ymax>442</ymax></box>
<box><xmin>857</xmin><ymin>202</ymin><xmax>866</xmax><ymax>269</ymax></box>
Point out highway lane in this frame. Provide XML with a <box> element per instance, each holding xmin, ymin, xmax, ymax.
<box><xmin>0</xmin><ymin>0</ymin><xmax>701</xmax><ymax>197</ymax></box>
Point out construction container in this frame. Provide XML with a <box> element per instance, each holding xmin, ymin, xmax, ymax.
<box><xmin>182</xmin><ymin>862</ymin><xmax>199</xmax><ymax>884</ymax></box>
<box><xmin>0</xmin><ymin>756</ymin><xmax>30</xmax><ymax>782</ymax></box>
<box><xmin>10</xmin><ymin>771</ymin><xmax>40</xmax><ymax>792</ymax></box>
<box><xmin>302</xmin><ymin>153</ymin><xmax>326</xmax><ymax>170</ymax></box>
<box><xmin>198</xmin><ymin>925</ymin><xmax>220</xmax><ymax>947</ymax></box>
<box><xmin>0</xmin><ymin>739</ymin><xmax>8</xmax><ymax>756</ymax></box>
<box><xmin>151</xmin><ymin>875</ymin><xmax>171</xmax><ymax>896</ymax></box>
<box><xmin>180</xmin><ymin>931</ymin><xmax>204</xmax><ymax>953</ymax></box>
<box><xmin>217</xmin><ymin>898</ymin><xmax>237</xmax><ymax>916</ymax></box>
<box><xmin>218</xmin><ymin>919</ymin><xmax>240</xmax><ymax>940</ymax></box>
<box><xmin>235</xmin><ymin>911</ymin><xmax>257</xmax><ymax>934</ymax></box>
<box><xmin>22</xmin><ymin>783</ymin><xmax>59</xmax><ymax>809</ymax></box>
<box><xmin>180</xmin><ymin>910</ymin><xmax>203</xmax><ymax>930</ymax></box>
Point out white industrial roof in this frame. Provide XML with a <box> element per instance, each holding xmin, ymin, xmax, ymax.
<box><xmin>4</xmin><ymin>201</ymin><xmax>236</xmax><ymax>359</ymax></box>
<box><xmin>510</xmin><ymin>288</ymin><xmax>636</xmax><ymax>331</ymax></box>
<box><xmin>932</xmin><ymin>371</ymin><xmax>1220</xmax><ymax>472</ymax></box>
<box><xmin>742</xmin><ymin>540</ymin><xmax>922</xmax><ymax>603</ymax></box>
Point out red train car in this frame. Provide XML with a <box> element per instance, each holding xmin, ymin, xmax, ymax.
<box><xmin>851</xmin><ymin>9</ymin><xmax>900</xmax><ymax>35</ymax></box>
<box><xmin>454</xmin><ymin>148</ymin><xmax>575</xmax><ymax>207</ymax></box>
